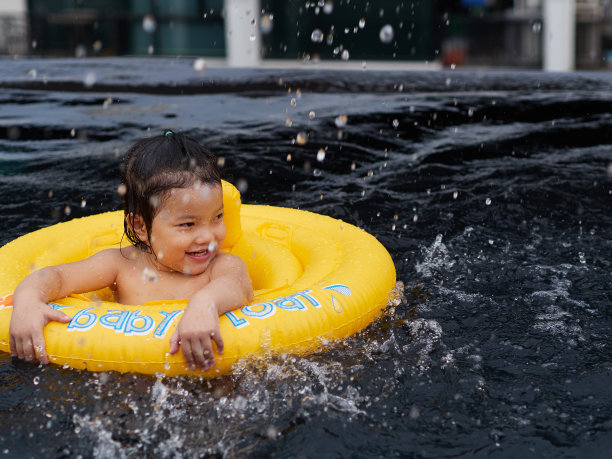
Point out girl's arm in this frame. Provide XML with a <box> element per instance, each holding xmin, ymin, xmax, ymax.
<box><xmin>169</xmin><ymin>253</ymin><xmax>253</xmax><ymax>371</ymax></box>
<box><xmin>9</xmin><ymin>249</ymin><xmax>120</xmax><ymax>363</ymax></box>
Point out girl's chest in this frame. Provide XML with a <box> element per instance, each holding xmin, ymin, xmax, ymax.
<box><xmin>115</xmin><ymin>264</ymin><xmax>210</xmax><ymax>304</ymax></box>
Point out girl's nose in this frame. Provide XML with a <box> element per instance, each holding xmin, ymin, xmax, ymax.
<box><xmin>194</xmin><ymin>225</ymin><xmax>213</xmax><ymax>244</ymax></box>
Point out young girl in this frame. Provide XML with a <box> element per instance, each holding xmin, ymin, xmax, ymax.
<box><xmin>9</xmin><ymin>131</ymin><xmax>253</xmax><ymax>371</ymax></box>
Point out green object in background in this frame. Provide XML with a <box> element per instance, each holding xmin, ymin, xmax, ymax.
<box><xmin>28</xmin><ymin>0</ymin><xmax>129</xmax><ymax>55</ymax></box>
<box><xmin>130</xmin><ymin>0</ymin><xmax>225</xmax><ymax>57</ymax></box>
<box><xmin>260</xmin><ymin>0</ymin><xmax>436</xmax><ymax>61</ymax></box>
<box><xmin>26</xmin><ymin>0</ymin><xmax>436</xmax><ymax>60</ymax></box>
<box><xmin>27</xmin><ymin>0</ymin><xmax>226</xmax><ymax>57</ymax></box>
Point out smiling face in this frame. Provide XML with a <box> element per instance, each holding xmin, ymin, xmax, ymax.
<box><xmin>138</xmin><ymin>183</ymin><xmax>226</xmax><ymax>275</ymax></box>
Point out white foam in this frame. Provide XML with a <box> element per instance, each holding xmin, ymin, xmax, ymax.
<box><xmin>415</xmin><ymin>234</ymin><xmax>455</xmax><ymax>278</ymax></box>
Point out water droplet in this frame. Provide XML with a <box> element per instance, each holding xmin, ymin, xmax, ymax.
<box><xmin>217</xmin><ymin>157</ymin><xmax>225</xmax><ymax>167</ymax></box>
<box><xmin>64</xmin><ymin>205</ymin><xmax>71</xmax><ymax>216</ymax></box>
<box><xmin>142</xmin><ymin>267</ymin><xmax>159</xmax><ymax>283</ymax></box>
<box><xmin>142</xmin><ymin>14</ymin><xmax>157</xmax><ymax>33</ymax></box>
<box><xmin>249</xmin><ymin>34</ymin><xmax>256</xmax><ymax>42</ymax></box>
<box><xmin>236</xmin><ymin>178</ymin><xmax>248</xmax><ymax>193</ymax></box>
<box><xmin>285</xmin><ymin>118</ymin><xmax>293</xmax><ymax>127</ymax></box>
<box><xmin>28</xmin><ymin>68</ymin><xmax>37</xmax><ymax>78</ymax></box>
<box><xmin>351</xmin><ymin>162</ymin><xmax>356</xmax><ymax>171</ymax></box>
<box><xmin>606</xmin><ymin>162</ymin><xmax>612</xmax><ymax>177</ymax></box>
<box><xmin>83</xmin><ymin>71</ymin><xmax>96</xmax><ymax>87</ymax></box>
<box><xmin>33</xmin><ymin>376</ymin><xmax>40</xmax><ymax>385</ymax></box>
<box><xmin>409</xmin><ymin>406</ymin><xmax>420</xmax><ymax>419</ymax></box>
<box><xmin>147</xmin><ymin>44</ymin><xmax>154</xmax><ymax>55</ymax></box>
<box><xmin>413</xmin><ymin>214</ymin><xmax>418</xmax><ymax>222</ymax></box>
<box><xmin>392</xmin><ymin>119</ymin><xmax>399</xmax><ymax>128</ymax></box>
<box><xmin>313</xmin><ymin>169</ymin><xmax>322</xmax><ymax>177</ymax></box>
<box><xmin>379</xmin><ymin>24</ymin><xmax>394</xmax><ymax>44</ymax></box>
<box><xmin>286</xmin><ymin>153</ymin><xmax>292</xmax><ymax>161</ymax></box>
<box><xmin>260</xmin><ymin>14</ymin><xmax>274</xmax><ymax>34</ymax></box>
<box><xmin>485</xmin><ymin>197</ymin><xmax>492</xmax><ymax>206</ymax></box>
<box><xmin>341</xmin><ymin>49</ymin><xmax>350</xmax><ymax>60</ymax></box>
<box><xmin>532</xmin><ymin>21</ymin><xmax>542</xmax><ymax>33</ymax></box>
<box><xmin>445</xmin><ymin>77</ymin><xmax>452</xmax><ymax>87</ymax></box>
<box><xmin>75</xmin><ymin>44</ymin><xmax>87</xmax><ymax>58</ymax></box>
<box><xmin>62</xmin><ymin>363</ymin><xmax>70</xmax><ymax>369</ymax></box>
<box><xmin>578</xmin><ymin>252</ymin><xmax>586</xmax><ymax>264</ymax></box>
<box><xmin>311</xmin><ymin>29</ymin><xmax>324</xmax><ymax>43</ymax></box>
<box><xmin>80</xmin><ymin>199</ymin><xmax>86</xmax><ymax>208</ymax></box>
<box><xmin>266</xmin><ymin>426</ymin><xmax>278</xmax><ymax>439</ymax></box>
<box><xmin>359</xmin><ymin>18</ymin><xmax>366</xmax><ymax>29</ymax></box>
<box><xmin>468</xmin><ymin>108</ymin><xmax>474</xmax><ymax>117</ymax></box>
<box><xmin>208</xmin><ymin>240</ymin><xmax>218</xmax><ymax>252</ymax></box>
<box><xmin>117</xmin><ymin>184</ymin><xmax>127</xmax><ymax>196</ymax></box>
<box><xmin>453</xmin><ymin>191</ymin><xmax>459</xmax><ymax>199</ymax></box>
<box><xmin>309</xmin><ymin>111</ymin><xmax>316</xmax><ymax>119</ymax></box>
<box><xmin>323</xmin><ymin>1</ymin><xmax>334</xmax><ymax>14</ymax></box>
<box><xmin>193</xmin><ymin>58</ymin><xmax>207</xmax><ymax>72</ymax></box>
<box><xmin>296</xmin><ymin>131</ymin><xmax>308</xmax><ymax>145</ymax></box>
<box><xmin>316</xmin><ymin>148</ymin><xmax>326</xmax><ymax>162</ymax></box>
<box><xmin>31</xmin><ymin>39</ymin><xmax>37</xmax><ymax>49</ymax></box>
<box><xmin>164</xmin><ymin>362</ymin><xmax>171</xmax><ymax>370</ymax></box>
<box><xmin>290</xmin><ymin>98</ymin><xmax>297</xmax><ymax>106</ymax></box>
<box><xmin>93</xmin><ymin>40</ymin><xmax>103</xmax><ymax>53</ymax></box>
<box><xmin>335</xmin><ymin>114</ymin><xmax>348</xmax><ymax>128</ymax></box>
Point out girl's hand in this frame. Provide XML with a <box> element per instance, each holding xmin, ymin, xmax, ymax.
<box><xmin>9</xmin><ymin>301</ymin><xmax>71</xmax><ymax>364</ymax></box>
<box><xmin>169</xmin><ymin>301</ymin><xmax>224</xmax><ymax>371</ymax></box>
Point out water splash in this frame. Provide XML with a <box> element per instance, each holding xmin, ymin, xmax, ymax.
<box><xmin>379</xmin><ymin>25</ymin><xmax>394</xmax><ymax>44</ymax></box>
<box><xmin>142</xmin><ymin>14</ymin><xmax>157</xmax><ymax>33</ymax></box>
<box><xmin>142</xmin><ymin>267</ymin><xmax>159</xmax><ymax>283</ymax></box>
<box><xmin>260</xmin><ymin>14</ymin><xmax>274</xmax><ymax>34</ymax></box>
<box><xmin>334</xmin><ymin>114</ymin><xmax>348</xmax><ymax>128</ymax></box>
<box><xmin>193</xmin><ymin>58</ymin><xmax>207</xmax><ymax>72</ymax></box>
<box><xmin>311</xmin><ymin>29</ymin><xmax>324</xmax><ymax>43</ymax></box>
<box><xmin>415</xmin><ymin>234</ymin><xmax>455</xmax><ymax>279</ymax></box>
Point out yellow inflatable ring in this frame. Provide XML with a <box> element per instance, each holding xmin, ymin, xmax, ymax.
<box><xmin>0</xmin><ymin>182</ymin><xmax>396</xmax><ymax>376</ymax></box>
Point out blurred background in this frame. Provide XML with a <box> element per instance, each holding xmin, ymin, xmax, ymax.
<box><xmin>0</xmin><ymin>0</ymin><xmax>611</xmax><ymax>70</ymax></box>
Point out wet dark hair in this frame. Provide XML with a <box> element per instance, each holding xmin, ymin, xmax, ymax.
<box><xmin>120</xmin><ymin>130</ymin><xmax>221</xmax><ymax>251</ymax></box>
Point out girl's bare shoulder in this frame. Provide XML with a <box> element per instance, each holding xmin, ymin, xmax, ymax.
<box><xmin>88</xmin><ymin>247</ymin><xmax>143</xmax><ymax>272</ymax></box>
<box><xmin>209</xmin><ymin>252</ymin><xmax>250</xmax><ymax>279</ymax></box>
<box><xmin>91</xmin><ymin>247</ymin><xmax>133</xmax><ymax>262</ymax></box>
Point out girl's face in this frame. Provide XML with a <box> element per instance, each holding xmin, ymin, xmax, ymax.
<box><xmin>145</xmin><ymin>183</ymin><xmax>226</xmax><ymax>275</ymax></box>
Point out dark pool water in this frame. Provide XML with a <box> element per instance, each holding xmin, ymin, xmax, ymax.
<box><xmin>0</xmin><ymin>57</ymin><xmax>611</xmax><ymax>458</ymax></box>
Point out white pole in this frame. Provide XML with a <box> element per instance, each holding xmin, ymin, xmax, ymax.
<box><xmin>225</xmin><ymin>0</ymin><xmax>261</xmax><ymax>67</ymax></box>
<box><xmin>543</xmin><ymin>0</ymin><xmax>576</xmax><ymax>71</ymax></box>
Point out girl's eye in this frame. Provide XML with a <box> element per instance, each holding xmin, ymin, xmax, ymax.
<box><xmin>215</xmin><ymin>212</ymin><xmax>224</xmax><ymax>221</ymax></box>
<box><xmin>179</xmin><ymin>222</ymin><xmax>194</xmax><ymax>228</ymax></box>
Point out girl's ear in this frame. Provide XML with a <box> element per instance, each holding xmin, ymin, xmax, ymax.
<box><xmin>127</xmin><ymin>213</ymin><xmax>149</xmax><ymax>242</ymax></box>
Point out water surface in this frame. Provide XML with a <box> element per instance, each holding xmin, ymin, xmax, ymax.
<box><xmin>0</xmin><ymin>57</ymin><xmax>611</xmax><ymax>458</ymax></box>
